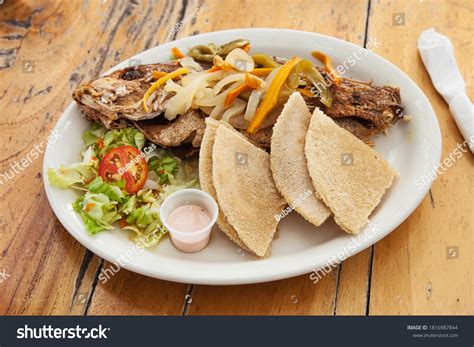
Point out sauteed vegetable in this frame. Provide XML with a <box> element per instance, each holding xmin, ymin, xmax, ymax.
<box><xmin>141</xmin><ymin>39</ymin><xmax>336</xmax><ymax>134</ymax></box>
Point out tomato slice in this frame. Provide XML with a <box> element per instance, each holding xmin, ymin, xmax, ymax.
<box><xmin>98</xmin><ymin>146</ymin><xmax>148</xmax><ymax>193</ymax></box>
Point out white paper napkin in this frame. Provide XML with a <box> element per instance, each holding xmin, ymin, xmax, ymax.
<box><xmin>418</xmin><ymin>28</ymin><xmax>474</xmax><ymax>152</ymax></box>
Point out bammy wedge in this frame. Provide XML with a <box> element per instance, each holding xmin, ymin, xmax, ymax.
<box><xmin>271</xmin><ymin>92</ymin><xmax>331</xmax><ymax>226</ymax></box>
<box><xmin>199</xmin><ymin>118</ymin><xmax>251</xmax><ymax>252</ymax></box>
<box><xmin>212</xmin><ymin>123</ymin><xmax>286</xmax><ymax>257</ymax></box>
<box><xmin>305</xmin><ymin>108</ymin><xmax>397</xmax><ymax>234</ymax></box>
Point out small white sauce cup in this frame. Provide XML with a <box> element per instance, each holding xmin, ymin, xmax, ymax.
<box><xmin>160</xmin><ymin>189</ymin><xmax>218</xmax><ymax>253</ymax></box>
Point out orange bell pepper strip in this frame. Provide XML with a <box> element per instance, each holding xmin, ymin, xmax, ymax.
<box><xmin>247</xmin><ymin>57</ymin><xmax>302</xmax><ymax>134</ymax></box>
<box><xmin>249</xmin><ymin>68</ymin><xmax>274</xmax><ymax>77</ymax></box>
<box><xmin>311</xmin><ymin>51</ymin><xmax>341</xmax><ymax>86</ymax></box>
<box><xmin>224</xmin><ymin>74</ymin><xmax>262</xmax><ymax>108</ymax></box>
<box><xmin>171</xmin><ymin>47</ymin><xmax>185</xmax><ymax>59</ymax></box>
<box><xmin>152</xmin><ymin>71</ymin><xmax>168</xmax><ymax>79</ymax></box>
<box><xmin>297</xmin><ymin>88</ymin><xmax>314</xmax><ymax>98</ymax></box>
<box><xmin>153</xmin><ymin>70</ymin><xmax>189</xmax><ymax>79</ymax></box>
<box><xmin>207</xmin><ymin>65</ymin><xmax>222</xmax><ymax>72</ymax></box>
<box><xmin>225</xmin><ymin>84</ymin><xmax>251</xmax><ymax>108</ymax></box>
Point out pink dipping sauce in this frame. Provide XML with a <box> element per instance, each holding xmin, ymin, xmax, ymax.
<box><xmin>167</xmin><ymin>204</ymin><xmax>212</xmax><ymax>252</ymax></box>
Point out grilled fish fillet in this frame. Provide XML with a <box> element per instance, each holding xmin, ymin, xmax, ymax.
<box><xmin>133</xmin><ymin>109</ymin><xmax>206</xmax><ymax>158</ymax></box>
<box><xmin>73</xmin><ymin>62</ymin><xmax>208</xmax><ymax>157</ymax></box>
<box><xmin>304</xmin><ymin>71</ymin><xmax>403</xmax><ymax>140</ymax></box>
<box><xmin>72</xmin><ymin>63</ymin><xmax>179</xmax><ymax>127</ymax></box>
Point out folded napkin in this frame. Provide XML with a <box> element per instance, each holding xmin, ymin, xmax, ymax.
<box><xmin>418</xmin><ymin>28</ymin><xmax>474</xmax><ymax>152</ymax></box>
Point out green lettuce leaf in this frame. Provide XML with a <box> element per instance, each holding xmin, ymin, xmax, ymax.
<box><xmin>125</xmin><ymin>200</ymin><xmax>160</xmax><ymax>227</ymax></box>
<box><xmin>86</xmin><ymin>177</ymin><xmax>126</xmax><ymax>202</ymax></box>
<box><xmin>119</xmin><ymin>195</ymin><xmax>136</xmax><ymax>215</ymax></box>
<box><xmin>125</xmin><ymin>222</ymin><xmax>168</xmax><ymax>248</ymax></box>
<box><xmin>72</xmin><ymin>196</ymin><xmax>106</xmax><ymax>234</ymax></box>
<box><xmin>83</xmin><ymin>125</ymin><xmax>146</xmax><ymax>159</ymax></box>
<box><xmin>80</xmin><ymin>146</ymin><xmax>100</xmax><ymax>169</ymax></box>
<box><xmin>136</xmin><ymin>189</ymin><xmax>157</xmax><ymax>204</ymax></box>
<box><xmin>48</xmin><ymin>163</ymin><xmax>96</xmax><ymax>189</ymax></box>
<box><xmin>123</xmin><ymin>200</ymin><xmax>168</xmax><ymax>247</ymax></box>
<box><xmin>159</xmin><ymin>178</ymin><xmax>199</xmax><ymax>200</ymax></box>
<box><xmin>73</xmin><ymin>192</ymin><xmax>121</xmax><ymax>234</ymax></box>
<box><xmin>101</xmin><ymin>127</ymin><xmax>145</xmax><ymax>155</ymax></box>
<box><xmin>147</xmin><ymin>156</ymin><xmax>178</xmax><ymax>184</ymax></box>
<box><xmin>82</xmin><ymin>123</ymin><xmax>106</xmax><ymax>147</ymax></box>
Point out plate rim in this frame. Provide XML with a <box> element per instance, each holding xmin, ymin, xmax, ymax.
<box><xmin>42</xmin><ymin>28</ymin><xmax>442</xmax><ymax>285</ymax></box>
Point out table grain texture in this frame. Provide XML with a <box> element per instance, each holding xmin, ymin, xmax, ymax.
<box><xmin>0</xmin><ymin>0</ymin><xmax>472</xmax><ymax>316</ymax></box>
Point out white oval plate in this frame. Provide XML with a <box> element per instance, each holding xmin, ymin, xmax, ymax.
<box><xmin>43</xmin><ymin>29</ymin><xmax>441</xmax><ymax>285</ymax></box>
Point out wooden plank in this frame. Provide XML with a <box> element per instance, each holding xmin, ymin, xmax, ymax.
<box><xmin>182</xmin><ymin>0</ymin><xmax>372</xmax><ymax>315</ymax></box>
<box><xmin>86</xmin><ymin>263</ymin><xmax>188</xmax><ymax>315</ymax></box>
<box><xmin>367</xmin><ymin>0</ymin><xmax>473</xmax><ymax>315</ymax></box>
<box><xmin>176</xmin><ymin>0</ymin><xmax>370</xmax><ymax>45</ymax></box>
<box><xmin>0</xmin><ymin>0</ymin><xmax>188</xmax><ymax>315</ymax></box>
<box><xmin>334</xmin><ymin>248</ymin><xmax>372</xmax><ymax>315</ymax></box>
<box><xmin>0</xmin><ymin>0</ymin><xmax>103</xmax><ymax>316</ymax></box>
<box><xmin>187</xmin><ymin>273</ymin><xmax>338</xmax><ymax>315</ymax></box>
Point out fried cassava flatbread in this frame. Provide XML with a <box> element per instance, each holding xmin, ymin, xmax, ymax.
<box><xmin>271</xmin><ymin>92</ymin><xmax>331</xmax><ymax>227</ymax></box>
<box><xmin>199</xmin><ymin>118</ymin><xmax>251</xmax><ymax>252</ymax></box>
<box><xmin>212</xmin><ymin>123</ymin><xmax>285</xmax><ymax>257</ymax></box>
<box><xmin>305</xmin><ymin>108</ymin><xmax>396</xmax><ymax>234</ymax></box>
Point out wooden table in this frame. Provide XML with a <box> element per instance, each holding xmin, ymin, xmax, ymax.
<box><xmin>0</xmin><ymin>0</ymin><xmax>472</xmax><ymax>316</ymax></box>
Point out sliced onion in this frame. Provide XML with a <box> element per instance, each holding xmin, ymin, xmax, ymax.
<box><xmin>206</xmin><ymin>70</ymin><xmax>229</xmax><ymax>81</ymax></box>
<box><xmin>210</xmin><ymin>103</ymin><xmax>225</xmax><ymax>119</ymax></box>
<box><xmin>164</xmin><ymin>92</ymin><xmax>187</xmax><ymax>120</ymax></box>
<box><xmin>244</xmin><ymin>90</ymin><xmax>262</xmax><ymax>121</ymax></box>
<box><xmin>196</xmin><ymin>81</ymin><xmax>242</xmax><ymax>107</ymax></box>
<box><xmin>231</xmin><ymin>105</ymin><xmax>282</xmax><ymax>129</ymax></box>
<box><xmin>213</xmin><ymin>55</ymin><xmax>224</xmax><ymax>67</ymax></box>
<box><xmin>164</xmin><ymin>79</ymin><xmax>184</xmax><ymax>93</ymax></box>
<box><xmin>222</xmin><ymin>99</ymin><xmax>246</xmax><ymax>122</ymax></box>
<box><xmin>212</xmin><ymin>74</ymin><xmax>245</xmax><ymax>95</ymax></box>
<box><xmin>204</xmin><ymin>87</ymin><xmax>214</xmax><ymax>96</ymax></box>
<box><xmin>225</xmin><ymin>48</ymin><xmax>254</xmax><ymax>72</ymax></box>
<box><xmin>181</xmin><ymin>70</ymin><xmax>205</xmax><ymax>86</ymax></box>
<box><xmin>185</xmin><ymin>78</ymin><xmax>208</xmax><ymax>110</ymax></box>
<box><xmin>195</xmin><ymin>92</ymin><xmax>227</xmax><ymax>107</ymax></box>
<box><xmin>195</xmin><ymin>87</ymin><xmax>210</xmax><ymax>100</ymax></box>
<box><xmin>179</xmin><ymin>56</ymin><xmax>203</xmax><ymax>72</ymax></box>
<box><xmin>264</xmin><ymin>67</ymin><xmax>280</xmax><ymax>90</ymax></box>
<box><xmin>199</xmin><ymin>106</ymin><xmax>213</xmax><ymax>115</ymax></box>
<box><xmin>165</xmin><ymin>75</ymin><xmax>208</xmax><ymax>120</ymax></box>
